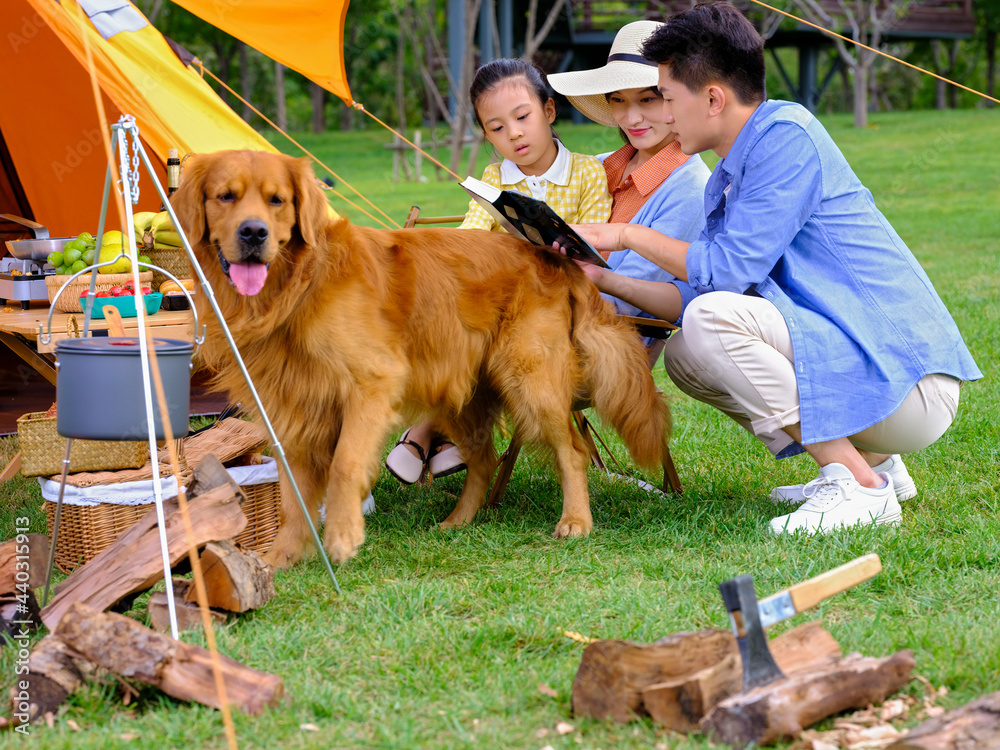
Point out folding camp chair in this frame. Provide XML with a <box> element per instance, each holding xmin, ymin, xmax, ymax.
<box><xmin>403</xmin><ymin>206</ymin><xmax>464</xmax><ymax>228</ymax></box>
<box><xmin>402</xmin><ymin>206</ymin><xmax>683</xmax><ymax>502</ymax></box>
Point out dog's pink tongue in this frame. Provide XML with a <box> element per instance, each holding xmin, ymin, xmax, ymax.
<box><xmin>229</xmin><ymin>263</ymin><xmax>268</xmax><ymax>296</ymax></box>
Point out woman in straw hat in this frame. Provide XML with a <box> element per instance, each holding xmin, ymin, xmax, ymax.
<box><xmin>548</xmin><ymin>20</ymin><xmax>710</xmax><ymax>334</ymax></box>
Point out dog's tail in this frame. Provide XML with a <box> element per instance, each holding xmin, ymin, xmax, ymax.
<box><xmin>570</xmin><ymin>283</ymin><xmax>671</xmax><ymax>473</ymax></box>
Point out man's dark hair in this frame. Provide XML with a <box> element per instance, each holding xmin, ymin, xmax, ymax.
<box><xmin>642</xmin><ymin>2</ymin><xmax>765</xmax><ymax>106</ymax></box>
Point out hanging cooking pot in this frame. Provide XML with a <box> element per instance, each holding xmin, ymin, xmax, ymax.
<box><xmin>55</xmin><ymin>337</ymin><xmax>194</xmax><ymax>441</ymax></box>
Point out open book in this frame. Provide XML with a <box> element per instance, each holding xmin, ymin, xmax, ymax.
<box><xmin>460</xmin><ymin>176</ymin><xmax>610</xmax><ymax>268</ymax></box>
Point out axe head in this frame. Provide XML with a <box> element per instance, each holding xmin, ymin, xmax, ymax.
<box><xmin>719</xmin><ymin>574</ymin><xmax>785</xmax><ymax>691</ymax></box>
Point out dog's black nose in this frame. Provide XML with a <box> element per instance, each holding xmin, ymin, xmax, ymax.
<box><xmin>238</xmin><ymin>220</ymin><xmax>269</xmax><ymax>246</ymax></box>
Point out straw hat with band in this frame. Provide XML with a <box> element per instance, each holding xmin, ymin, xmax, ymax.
<box><xmin>548</xmin><ymin>20</ymin><xmax>663</xmax><ymax>128</ymax></box>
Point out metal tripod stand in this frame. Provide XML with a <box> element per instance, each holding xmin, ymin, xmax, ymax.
<box><xmin>39</xmin><ymin>116</ymin><xmax>341</xmax><ymax>639</ymax></box>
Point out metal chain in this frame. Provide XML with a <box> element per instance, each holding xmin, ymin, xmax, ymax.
<box><xmin>122</xmin><ymin>115</ymin><xmax>141</xmax><ymax>204</ymax></box>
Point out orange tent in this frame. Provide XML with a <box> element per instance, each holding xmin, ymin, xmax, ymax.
<box><xmin>0</xmin><ymin>0</ymin><xmax>279</xmax><ymax>238</ymax></box>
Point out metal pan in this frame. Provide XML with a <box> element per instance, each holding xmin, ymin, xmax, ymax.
<box><xmin>5</xmin><ymin>237</ymin><xmax>76</xmax><ymax>261</ymax></box>
<box><xmin>6</xmin><ymin>237</ymin><xmax>76</xmax><ymax>260</ymax></box>
<box><xmin>1</xmin><ymin>213</ymin><xmax>73</xmax><ymax>260</ymax></box>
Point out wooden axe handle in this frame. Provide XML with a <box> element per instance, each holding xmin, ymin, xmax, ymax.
<box><xmin>776</xmin><ymin>554</ymin><xmax>882</xmax><ymax>614</ymax></box>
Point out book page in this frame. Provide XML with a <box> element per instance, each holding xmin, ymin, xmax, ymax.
<box><xmin>460</xmin><ymin>176</ymin><xmax>501</xmax><ymax>203</ymax></box>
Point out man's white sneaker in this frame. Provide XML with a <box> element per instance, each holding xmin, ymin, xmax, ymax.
<box><xmin>769</xmin><ymin>463</ymin><xmax>901</xmax><ymax>535</ymax></box>
<box><xmin>770</xmin><ymin>454</ymin><xmax>917</xmax><ymax>505</ymax></box>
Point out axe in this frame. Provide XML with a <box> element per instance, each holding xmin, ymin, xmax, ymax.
<box><xmin>719</xmin><ymin>554</ymin><xmax>882</xmax><ymax>690</ymax></box>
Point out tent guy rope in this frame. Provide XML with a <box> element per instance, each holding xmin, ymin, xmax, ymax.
<box><xmin>746</xmin><ymin>0</ymin><xmax>1000</xmax><ymax>106</ymax></box>
<box><xmin>196</xmin><ymin>61</ymin><xmax>401</xmax><ymax>230</ymax></box>
<box><xmin>351</xmin><ymin>102</ymin><xmax>462</xmax><ymax>181</ymax></box>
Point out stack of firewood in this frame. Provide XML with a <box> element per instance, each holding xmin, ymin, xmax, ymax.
<box><xmin>4</xmin><ymin>455</ymin><xmax>285</xmax><ymax>728</ymax></box>
<box><xmin>570</xmin><ymin>622</ymin><xmax>1000</xmax><ymax>748</ymax></box>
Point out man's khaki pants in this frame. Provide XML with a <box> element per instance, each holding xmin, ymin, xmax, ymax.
<box><xmin>663</xmin><ymin>292</ymin><xmax>960</xmax><ymax>457</ymax></box>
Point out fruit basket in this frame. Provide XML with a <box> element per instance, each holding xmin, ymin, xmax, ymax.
<box><xmin>45</xmin><ymin>271</ymin><xmax>154</xmax><ymax>313</ymax></box>
<box><xmin>89</xmin><ymin>293</ymin><xmax>163</xmax><ymax>318</ymax></box>
<box><xmin>146</xmin><ymin>246</ymin><xmax>192</xmax><ymax>292</ymax></box>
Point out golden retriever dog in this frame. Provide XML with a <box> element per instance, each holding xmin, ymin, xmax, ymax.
<box><xmin>172</xmin><ymin>150</ymin><xmax>672</xmax><ymax>568</ymax></box>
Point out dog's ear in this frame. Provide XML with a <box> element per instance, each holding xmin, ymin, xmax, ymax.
<box><xmin>169</xmin><ymin>154</ymin><xmax>208</xmax><ymax>243</ymax></box>
<box><xmin>291</xmin><ymin>157</ymin><xmax>329</xmax><ymax>248</ymax></box>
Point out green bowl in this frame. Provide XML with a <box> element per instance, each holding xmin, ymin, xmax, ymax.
<box><xmin>89</xmin><ymin>293</ymin><xmax>163</xmax><ymax>319</ymax></box>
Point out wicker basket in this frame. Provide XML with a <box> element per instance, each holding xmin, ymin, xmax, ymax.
<box><xmin>17</xmin><ymin>412</ymin><xmax>148</xmax><ymax>477</ymax></box>
<box><xmin>42</xmin><ymin>461</ymin><xmax>281</xmax><ymax>573</ymax></box>
<box><xmin>145</xmin><ymin>246</ymin><xmax>192</xmax><ymax>292</ymax></box>
<box><xmin>233</xmin><ymin>480</ymin><xmax>282</xmax><ymax>554</ymax></box>
<box><xmin>45</xmin><ymin>272</ymin><xmax>154</xmax><ymax>313</ymax></box>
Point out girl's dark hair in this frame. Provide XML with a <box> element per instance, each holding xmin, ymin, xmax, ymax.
<box><xmin>642</xmin><ymin>2</ymin><xmax>765</xmax><ymax>106</ymax></box>
<box><xmin>469</xmin><ymin>58</ymin><xmax>552</xmax><ymax>129</ymax></box>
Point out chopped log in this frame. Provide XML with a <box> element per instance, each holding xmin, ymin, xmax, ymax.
<box><xmin>55</xmin><ymin>601</ymin><xmax>284</xmax><ymax>715</ymax></box>
<box><xmin>15</xmin><ymin>635</ymin><xmax>96</xmax><ymax>724</ymax></box>
<box><xmin>188</xmin><ymin>455</ymin><xmax>247</xmax><ymax>504</ymax></box>
<box><xmin>701</xmin><ymin>649</ymin><xmax>916</xmax><ymax>747</ymax></box>
<box><xmin>0</xmin><ymin>589</ymin><xmax>42</xmax><ymax>633</ymax></box>
<box><xmin>148</xmin><ymin>579</ymin><xmax>228</xmax><ymax>633</ymax></box>
<box><xmin>572</xmin><ymin>628</ymin><xmax>736</xmax><ymax>722</ymax></box>
<box><xmin>184</xmin><ymin>540</ymin><xmax>274</xmax><ymax>613</ymax></box>
<box><xmin>0</xmin><ymin>533</ymin><xmax>50</xmax><ymax>594</ymax></box>
<box><xmin>40</xmin><ymin>480</ymin><xmax>247</xmax><ymax>631</ymax></box>
<box><xmin>888</xmin><ymin>690</ymin><xmax>1000</xmax><ymax>749</ymax></box>
<box><xmin>642</xmin><ymin>620</ymin><xmax>842</xmax><ymax>732</ymax></box>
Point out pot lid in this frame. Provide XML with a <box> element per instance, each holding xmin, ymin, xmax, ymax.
<box><xmin>55</xmin><ymin>337</ymin><xmax>194</xmax><ymax>354</ymax></box>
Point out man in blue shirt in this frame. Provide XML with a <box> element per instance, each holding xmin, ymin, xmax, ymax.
<box><xmin>575</xmin><ymin>1</ymin><xmax>981</xmax><ymax>534</ymax></box>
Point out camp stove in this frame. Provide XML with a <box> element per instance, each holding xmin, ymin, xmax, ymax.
<box><xmin>0</xmin><ymin>256</ymin><xmax>52</xmax><ymax>310</ymax></box>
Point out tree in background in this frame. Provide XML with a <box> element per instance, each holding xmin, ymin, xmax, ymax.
<box><xmin>978</xmin><ymin>0</ymin><xmax>1000</xmax><ymax>104</ymax></box>
<box><xmin>785</xmin><ymin>0</ymin><xmax>913</xmax><ymax>127</ymax></box>
<box><xmin>132</xmin><ymin>0</ymin><xmax>997</xmax><ymax>135</ymax></box>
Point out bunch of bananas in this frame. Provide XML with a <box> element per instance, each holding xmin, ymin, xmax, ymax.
<box><xmin>133</xmin><ymin>211</ymin><xmax>184</xmax><ymax>252</ymax></box>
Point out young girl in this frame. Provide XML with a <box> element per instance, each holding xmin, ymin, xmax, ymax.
<box><xmin>386</xmin><ymin>58</ymin><xmax>613</xmax><ymax>485</ymax></box>
<box><xmin>459</xmin><ymin>58</ymin><xmax>612</xmax><ymax>231</ymax></box>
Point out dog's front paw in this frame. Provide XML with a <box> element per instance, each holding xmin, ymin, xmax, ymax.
<box><xmin>323</xmin><ymin>521</ymin><xmax>365</xmax><ymax>564</ymax></box>
<box><xmin>439</xmin><ymin>508</ymin><xmax>476</xmax><ymax>530</ymax></box>
<box><xmin>553</xmin><ymin>515</ymin><xmax>593</xmax><ymax>539</ymax></box>
<box><xmin>262</xmin><ymin>539</ymin><xmax>311</xmax><ymax>569</ymax></box>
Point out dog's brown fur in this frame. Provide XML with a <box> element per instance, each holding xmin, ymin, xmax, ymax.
<box><xmin>172</xmin><ymin>150</ymin><xmax>671</xmax><ymax>567</ymax></box>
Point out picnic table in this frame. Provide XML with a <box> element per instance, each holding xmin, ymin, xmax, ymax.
<box><xmin>0</xmin><ymin>305</ymin><xmax>195</xmax><ymax>380</ymax></box>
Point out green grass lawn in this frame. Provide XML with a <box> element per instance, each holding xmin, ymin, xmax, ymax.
<box><xmin>1</xmin><ymin>108</ymin><xmax>997</xmax><ymax>749</ymax></box>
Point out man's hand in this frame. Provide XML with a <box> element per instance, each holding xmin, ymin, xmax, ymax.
<box><xmin>550</xmin><ymin>242</ymin><xmax>609</xmax><ymax>286</ymax></box>
<box><xmin>570</xmin><ymin>223</ymin><xmax>629</xmax><ymax>255</ymax></box>
<box><xmin>576</xmin><ymin>260</ymin><xmax>606</xmax><ymax>286</ymax></box>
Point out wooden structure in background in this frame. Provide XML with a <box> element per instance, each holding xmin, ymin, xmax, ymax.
<box><xmin>447</xmin><ymin>0</ymin><xmax>977</xmax><ymax>115</ymax></box>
